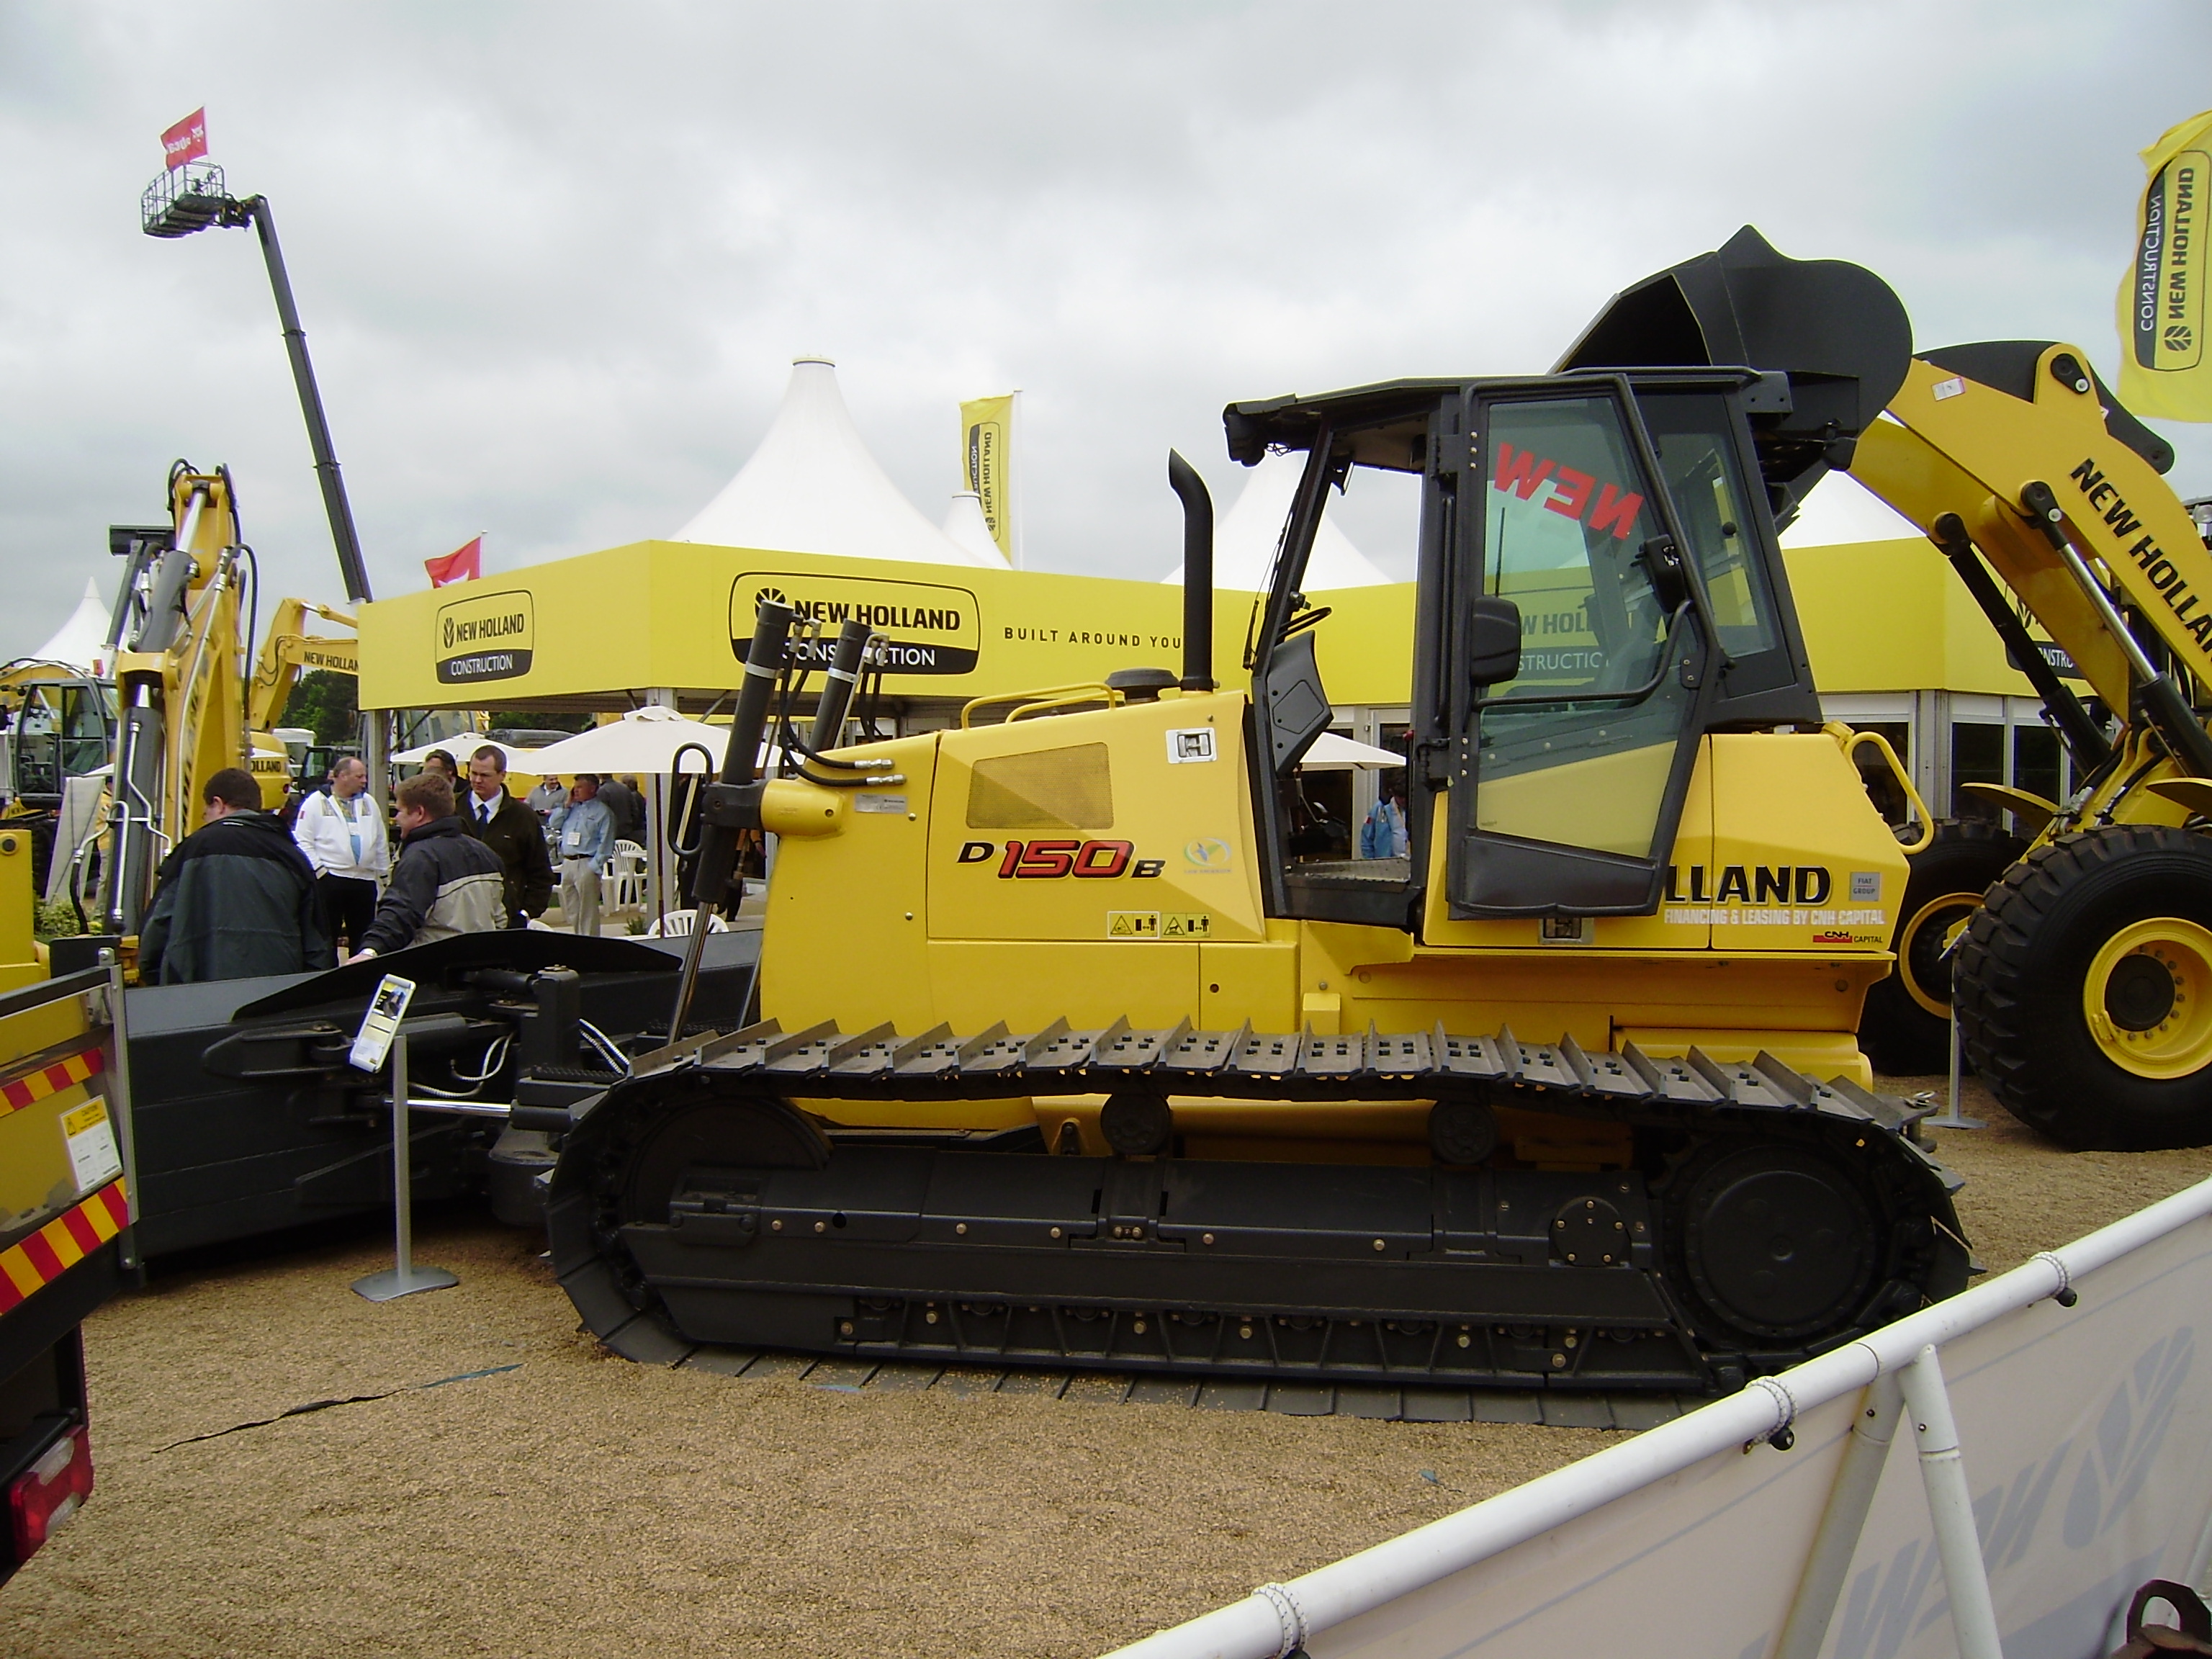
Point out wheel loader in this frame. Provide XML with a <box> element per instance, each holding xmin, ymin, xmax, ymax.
<box><xmin>535</xmin><ymin>230</ymin><xmax>1974</xmax><ymax>1398</ymax></box>
<box><xmin>1784</xmin><ymin>277</ymin><xmax>2212</xmax><ymax>1149</ymax></box>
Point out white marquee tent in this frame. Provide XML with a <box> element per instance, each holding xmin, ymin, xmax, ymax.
<box><xmin>940</xmin><ymin>490</ymin><xmax>1003</xmax><ymax>565</ymax></box>
<box><xmin>1164</xmin><ymin>450</ymin><xmax>1393</xmax><ymax>590</ymax></box>
<box><xmin>674</xmin><ymin>357</ymin><xmax>1008</xmax><ymax>569</ymax></box>
<box><xmin>20</xmin><ymin>577</ymin><xmax>112</xmax><ymax>675</ymax></box>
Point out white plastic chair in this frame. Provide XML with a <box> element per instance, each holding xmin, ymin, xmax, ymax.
<box><xmin>644</xmin><ymin>908</ymin><xmax>729</xmax><ymax>938</ymax></box>
<box><xmin>603</xmin><ymin>839</ymin><xmax>649</xmax><ymax>914</ymax></box>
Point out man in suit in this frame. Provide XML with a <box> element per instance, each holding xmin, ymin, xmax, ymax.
<box><xmin>459</xmin><ymin>745</ymin><xmax>555</xmax><ymax>929</ymax></box>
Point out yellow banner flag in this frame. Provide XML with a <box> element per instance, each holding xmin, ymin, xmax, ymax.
<box><xmin>2118</xmin><ymin>109</ymin><xmax>2212</xmax><ymax>420</ymax></box>
<box><xmin>961</xmin><ymin>393</ymin><xmax>1017</xmax><ymax>562</ymax></box>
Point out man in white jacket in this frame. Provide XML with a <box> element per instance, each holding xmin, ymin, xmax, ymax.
<box><xmin>292</xmin><ymin>755</ymin><xmax>390</xmax><ymax>955</ymax></box>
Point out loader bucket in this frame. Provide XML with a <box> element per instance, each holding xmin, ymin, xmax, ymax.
<box><xmin>1557</xmin><ymin>225</ymin><xmax>1912</xmax><ymax>490</ymax></box>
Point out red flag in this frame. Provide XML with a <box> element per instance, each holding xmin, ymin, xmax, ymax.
<box><xmin>425</xmin><ymin>537</ymin><xmax>482</xmax><ymax>588</ymax></box>
<box><xmin>161</xmin><ymin>109</ymin><xmax>207</xmax><ymax>171</ymax></box>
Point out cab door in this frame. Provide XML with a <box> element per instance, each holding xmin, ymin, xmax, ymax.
<box><xmin>1444</xmin><ymin>385</ymin><xmax>1714</xmax><ymax>918</ymax></box>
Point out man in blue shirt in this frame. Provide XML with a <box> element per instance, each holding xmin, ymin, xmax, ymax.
<box><xmin>556</xmin><ymin>773</ymin><xmax>616</xmax><ymax>936</ymax></box>
<box><xmin>1359</xmin><ymin>786</ymin><xmax>1410</xmax><ymax>860</ymax></box>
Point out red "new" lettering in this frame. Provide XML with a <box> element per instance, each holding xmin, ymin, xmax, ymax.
<box><xmin>1590</xmin><ymin>483</ymin><xmax>1643</xmax><ymax>540</ymax></box>
<box><xmin>1492</xmin><ymin>444</ymin><xmax>1642</xmax><ymax>539</ymax></box>
<box><xmin>1491</xmin><ymin>443</ymin><xmax>1556</xmax><ymax>501</ymax></box>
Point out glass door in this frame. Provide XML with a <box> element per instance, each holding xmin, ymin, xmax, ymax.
<box><xmin>1447</xmin><ymin>389</ymin><xmax>1712</xmax><ymax>917</ymax></box>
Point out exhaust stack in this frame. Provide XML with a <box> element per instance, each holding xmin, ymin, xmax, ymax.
<box><xmin>1169</xmin><ymin>450</ymin><xmax>1215</xmax><ymax>691</ymax></box>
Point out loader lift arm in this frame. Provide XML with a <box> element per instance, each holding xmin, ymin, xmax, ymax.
<box><xmin>1845</xmin><ymin>341</ymin><xmax>2212</xmax><ymax>783</ymax></box>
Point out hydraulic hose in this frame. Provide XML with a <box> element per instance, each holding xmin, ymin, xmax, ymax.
<box><xmin>806</xmin><ymin>621</ymin><xmax>874</xmax><ymax>754</ymax></box>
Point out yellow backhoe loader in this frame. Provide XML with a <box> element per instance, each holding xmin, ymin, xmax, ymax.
<box><xmin>536</xmin><ymin>230</ymin><xmax>1975</xmax><ymax>1397</ymax></box>
<box><xmin>101</xmin><ymin>464</ymin><xmax>354</xmax><ymax>936</ymax></box>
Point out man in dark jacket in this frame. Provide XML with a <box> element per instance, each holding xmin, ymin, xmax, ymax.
<box><xmin>348</xmin><ymin>773</ymin><xmax>508</xmax><ymax>961</ymax></box>
<box><xmin>597</xmin><ymin>773</ymin><xmax>646</xmax><ymax>844</ymax></box>
<box><xmin>458</xmin><ymin>745</ymin><xmax>555</xmax><ymax>928</ymax></box>
<box><xmin>139</xmin><ymin>768</ymin><xmax>332</xmax><ymax>984</ymax></box>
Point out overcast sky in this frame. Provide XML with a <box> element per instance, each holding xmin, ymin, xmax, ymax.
<box><xmin>4</xmin><ymin>1</ymin><xmax>2210</xmax><ymax>661</ymax></box>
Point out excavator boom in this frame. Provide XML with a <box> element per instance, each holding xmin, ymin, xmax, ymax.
<box><xmin>246</xmin><ymin>595</ymin><xmax>356</xmax><ymax>734</ymax></box>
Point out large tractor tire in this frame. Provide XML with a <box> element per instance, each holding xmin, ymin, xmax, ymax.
<box><xmin>1858</xmin><ymin>819</ymin><xmax>2024</xmax><ymax>1076</ymax></box>
<box><xmin>1954</xmin><ymin>824</ymin><xmax>2212</xmax><ymax>1149</ymax></box>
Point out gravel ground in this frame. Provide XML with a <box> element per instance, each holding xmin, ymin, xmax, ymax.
<box><xmin>4</xmin><ymin>1069</ymin><xmax>2209</xmax><ymax>1659</ymax></box>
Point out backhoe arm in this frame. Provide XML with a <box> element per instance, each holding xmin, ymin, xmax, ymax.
<box><xmin>246</xmin><ymin>596</ymin><xmax>357</xmax><ymax>733</ymax></box>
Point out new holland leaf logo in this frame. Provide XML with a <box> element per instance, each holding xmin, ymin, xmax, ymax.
<box><xmin>1184</xmin><ymin>837</ymin><xmax>1233</xmax><ymax>871</ymax></box>
<box><xmin>2167</xmin><ymin>324</ymin><xmax>2195</xmax><ymax>354</ymax></box>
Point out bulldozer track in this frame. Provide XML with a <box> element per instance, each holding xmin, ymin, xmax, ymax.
<box><xmin>548</xmin><ymin>1017</ymin><xmax>1969</xmax><ymax>1396</ymax></box>
<box><xmin>673</xmin><ymin>1344</ymin><xmax>1700</xmax><ymax>1426</ymax></box>
<box><xmin>590</xmin><ymin>1015</ymin><xmax>1938</xmax><ymax>1115</ymax></box>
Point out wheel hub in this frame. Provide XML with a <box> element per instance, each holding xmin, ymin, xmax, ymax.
<box><xmin>2082</xmin><ymin>918</ymin><xmax>2212</xmax><ymax>1079</ymax></box>
<box><xmin>2105</xmin><ymin>954</ymin><xmax>2177</xmax><ymax>1030</ymax></box>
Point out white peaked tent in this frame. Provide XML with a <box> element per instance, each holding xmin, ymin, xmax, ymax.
<box><xmin>24</xmin><ymin>577</ymin><xmax>112</xmax><ymax>675</ymax></box>
<box><xmin>674</xmin><ymin>357</ymin><xmax>1008</xmax><ymax>568</ymax></box>
<box><xmin>1164</xmin><ymin>449</ymin><xmax>1393</xmax><ymax>590</ymax></box>
<box><xmin>941</xmin><ymin>490</ymin><xmax>1003</xmax><ymax>564</ymax></box>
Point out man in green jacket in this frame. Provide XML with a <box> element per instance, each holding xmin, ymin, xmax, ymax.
<box><xmin>138</xmin><ymin>768</ymin><xmax>333</xmax><ymax>984</ymax></box>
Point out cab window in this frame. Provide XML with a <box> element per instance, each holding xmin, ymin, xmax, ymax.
<box><xmin>1637</xmin><ymin>392</ymin><xmax>1779</xmax><ymax>661</ymax></box>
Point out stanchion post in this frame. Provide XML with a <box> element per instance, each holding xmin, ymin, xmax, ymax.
<box><xmin>1774</xmin><ymin>1372</ymin><xmax>1906</xmax><ymax>1659</ymax></box>
<box><xmin>351</xmin><ymin>1030</ymin><xmax>458</xmax><ymax>1303</ymax></box>
<box><xmin>1923</xmin><ymin>1000</ymin><xmax>1984</xmax><ymax>1131</ymax></box>
<box><xmin>99</xmin><ymin>948</ymin><xmax>143</xmax><ymax>1274</ymax></box>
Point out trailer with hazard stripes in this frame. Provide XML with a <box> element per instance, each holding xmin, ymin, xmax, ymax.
<box><xmin>0</xmin><ymin>960</ymin><xmax>133</xmax><ymax>1583</ymax></box>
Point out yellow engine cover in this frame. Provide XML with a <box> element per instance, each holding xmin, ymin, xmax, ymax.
<box><xmin>759</xmin><ymin>696</ymin><xmax>1907</xmax><ymax>1121</ymax></box>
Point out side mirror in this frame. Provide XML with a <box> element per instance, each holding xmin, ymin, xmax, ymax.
<box><xmin>1636</xmin><ymin>535</ymin><xmax>1691</xmax><ymax>612</ymax></box>
<box><xmin>1467</xmin><ymin>595</ymin><xmax>1523</xmax><ymax>688</ymax></box>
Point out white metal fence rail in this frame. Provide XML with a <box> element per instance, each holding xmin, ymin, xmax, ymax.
<box><xmin>1105</xmin><ymin>1173</ymin><xmax>2212</xmax><ymax>1659</ymax></box>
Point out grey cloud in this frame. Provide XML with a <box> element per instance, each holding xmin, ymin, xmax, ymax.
<box><xmin>4</xmin><ymin>0</ymin><xmax>2211</xmax><ymax>660</ymax></box>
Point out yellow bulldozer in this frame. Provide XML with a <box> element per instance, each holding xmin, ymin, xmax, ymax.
<box><xmin>536</xmin><ymin>229</ymin><xmax>1979</xmax><ymax>1396</ymax></box>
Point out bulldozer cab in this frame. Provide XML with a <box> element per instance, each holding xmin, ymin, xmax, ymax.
<box><xmin>1230</xmin><ymin>367</ymin><xmax>1822</xmax><ymax>928</ymax></box>
<box><xmin>1228</xmin><ymin>228</ymin><xmax>1909</xmax><ymax>932</ymax></box>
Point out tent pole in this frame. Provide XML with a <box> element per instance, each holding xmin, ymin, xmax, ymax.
<box><xmin>644</xmin><ymin>688</ymin><xmax>677</xmax><ymax>930</ymax></box>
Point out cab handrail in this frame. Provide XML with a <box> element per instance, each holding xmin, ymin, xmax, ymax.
<box><xmin>959</xmin><ymin>683</ymin><xmax>1122</xmax><ymax>729</ymax></box>
<box><xmin>1825</xmin><ymin>721</ymin><xmax>1935</xmax><ymax>855</ymax></box>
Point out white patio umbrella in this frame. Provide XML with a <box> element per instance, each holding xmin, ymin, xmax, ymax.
<box><xmin>523</xmin><ymin>706</ymin><xmax>731</xmax><ymax>776</ymax></box>
<box><xmin>392</xmin><ymin>737</ymin><xmax>544</xmax><ymax>770</ymax></box>
<box><xmin>1298</xmin><ymin>732</ymin><xmax>1407</xmax><ymax>770</ymax></box>
<box><xmin>527</xmin><ymin>708</ymin><xmax>793</xmax><ymax>935</ymax></box>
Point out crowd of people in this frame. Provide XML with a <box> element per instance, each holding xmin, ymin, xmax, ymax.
<box><xmin>137</xmin><ymin>744</ymin><xmax>655</xmax><ymax>985</ymax></box>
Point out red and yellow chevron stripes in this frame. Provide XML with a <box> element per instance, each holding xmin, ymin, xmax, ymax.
<box><xmin>0</xmin><ymin>1181</ymin><xmax>130</xmax><ymax>1317</ymax></box>
<box><xmin>0</xmin><ymin>1045</ymin><xmax>107</xmax><ymax>1123</ymax></box>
